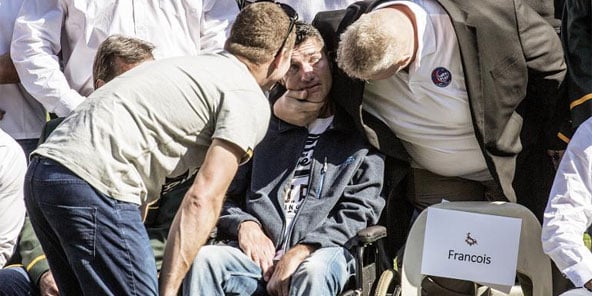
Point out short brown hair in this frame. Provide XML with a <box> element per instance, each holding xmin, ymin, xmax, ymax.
<box><xmin>294</xmin><ymin>21</ymin><xmax>324</xmax><ymax>49</ymax></box>
<box><xmin>93</xmin><ymin>35</ymin><xmax>155</xmax><ymax>87</ymax></box>
<box><xmin>225</xmin><ymin>2</ymin><xmax>296</xmax><ymax>64</ymax></box>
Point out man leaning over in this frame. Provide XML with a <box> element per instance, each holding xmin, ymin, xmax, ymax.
<box><xmin>24</xmin><ymin>3</ymin><xmax>297</xmax><ymax>295</ymax></box>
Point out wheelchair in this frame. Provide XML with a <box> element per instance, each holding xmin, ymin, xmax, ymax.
<box><xmin>340</xmin><ymin>225</ymin><xmax>400</xmax><ymax>296</ymax></box>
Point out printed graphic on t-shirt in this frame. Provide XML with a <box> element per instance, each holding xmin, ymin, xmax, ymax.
<box><xmin>282</xmin><ymin>116</ymin><xmax>333</xmax><ymax>236</ymax></box>
<box><xmin>284</xmin><ymin>133</ymin><xmax>319</xmax><ymax>220</ymax></box>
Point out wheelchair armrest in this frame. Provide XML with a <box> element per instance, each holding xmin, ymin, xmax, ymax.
<box><xmin>355</xmin><ymin>225</ymin><xmax>387</xmax><ymax>245</ymax></box>
<box><xmin>340</xmin><ymin>290</ymin><xmax>361</xmax><ymax>296</ymax></box>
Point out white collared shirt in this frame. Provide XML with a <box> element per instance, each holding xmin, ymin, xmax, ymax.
<box><xmin>363</xmin><ymin>0</ymin><xmax>490</xmax><ymax>181</ymax></box>
<box><xmin>0</xmin><ymin>128</ymin><xmax>27</xmax><ymax>267</ymax></box>
<box><xmin>542</xmin><ymin>117</ymin><xmax>592</xmax><ymax>288</ymax></box>
<box><xmin>0</xmin><ymin>0</ymin><xmax>46</xmax><ymax>140</ymax></box>
<box><xmin>11</xmin><ymin>0</ymin><xmax>238</xmax><ymax>117</ymax></box>
<box><xmin>282</xmin><ymin>0</ymin><xmax>359</xmax><ymax>23</ymax></box>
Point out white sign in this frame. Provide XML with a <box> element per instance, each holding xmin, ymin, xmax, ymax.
<box><xmin>420</xmin><ymin>207</ymin><xmax>522</xmax><ymax>289</ymax></box>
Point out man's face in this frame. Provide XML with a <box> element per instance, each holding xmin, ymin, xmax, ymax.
<box><xmin>283</xmin><ymin>38</ymin><xmax>332</xmax><ymax>104</ymax></box>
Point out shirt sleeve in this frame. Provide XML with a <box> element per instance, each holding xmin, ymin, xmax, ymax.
<box><xmin>542</xmin><ymin>119</ymin><xmax>592</xmax><ymax>287</ymax></box>
<box><xmin>212</xmin><ymin>90</ymin><xmax>270</xmax><ymax>164</ymax></box>
<box><xmin>18</xmin><ymin>218</ymin><xmax>50</xmax><ymax>286</ymax></box>
<box><xmin>200</xmin><ymin>0</ymin><xmax>238</xmax><ymax>53</ymax></box>
<box><xmin>0</xmin><ymin>132</ymin><xmax>27</xmax><ymax>267</ymax></box>
<box><xmin>563</xmin><ymin>0</ymin><xmax>592</xmax><ymax>127</ymax></box>
<box><xmin>10</xmin><ymin>0</ymin><xmax>85</xmax><ymax>117</ymax></box>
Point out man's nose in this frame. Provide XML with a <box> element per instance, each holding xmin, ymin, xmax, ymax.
<box><xmin>300</xmin><ymin>63</ymin><xmax>315</xmax><ymax>81</ymax></box>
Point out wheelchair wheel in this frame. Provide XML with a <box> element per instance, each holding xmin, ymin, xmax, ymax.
<box><xmin>374</xmin><ymin>269</ymin><xmax>400</xmax><ymax>296</ymax></box>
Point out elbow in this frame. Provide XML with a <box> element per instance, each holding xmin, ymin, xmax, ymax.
<box><xmin>183</xmin><ymin>191</ymin><xmax>222</xmax><ymax>215</ymax></box>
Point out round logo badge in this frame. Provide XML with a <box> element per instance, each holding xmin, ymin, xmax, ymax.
<box><xmin>431</xmin><ymin>67</ymin><xmax>452</xmax><ymax>87</ymax></box>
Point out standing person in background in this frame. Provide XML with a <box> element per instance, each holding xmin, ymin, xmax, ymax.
<box><xmin>0</xmin><ymin>0</ymin><xmax>45</xmax><ymax>157</ymax></box>
<box><xmin>237</xmin><ymin>0</ymin><xmax>358</xmax><ymax>22</ymax></box>
<box><xmin>542</xmin><ymin>2</ymin><xmax>592</xmax><ymax>295</ymax></box>
<box><xmin>274</xmin><ymin>0</ymin><xmax>359</xmax><ymax>22</ymax></box>
<box><xmin>0</xmin><ymin>128</ymin><xmax>26</xmax><ymax>268</ymax></box>
<box><xmin>542</xmin><ymin>116</ymin><xmax>592</xmax><ymax>296</ymax></box>
<box><xmin>25</xmin><ymin>3</ymin><xmax>297</xmax><ymax>295</ymax></box>
<box><xmin>561</xmin><ymin>0</ymin><xmax>592</xmax><ymax>129</ymax></box>
<box><xmin>10</xmin><ymin>0</ymin><xmax>238</xmax><ymax>118</ymax></box>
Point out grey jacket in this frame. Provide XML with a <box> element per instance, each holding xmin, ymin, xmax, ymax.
<box><xmin>217</xmin><ymin>108</ymin><xmax>386</xmax><ymax>250</ymax></box>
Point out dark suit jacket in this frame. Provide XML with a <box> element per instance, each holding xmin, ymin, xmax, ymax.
<box><xmin>315</xmin><ymin>0</ymin><xmax>566</xmax><ymax>203</ymax></box>
<box><xmin>561</xmin><ymin>0</ymin><xmax>592</xmax><ymax>127</ymax></box>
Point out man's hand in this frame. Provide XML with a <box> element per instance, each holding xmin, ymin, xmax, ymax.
<box><xmin>273</xmin><ymin>89</ymin><xmax>324</xmax><ymax>127</ymax></box>
<box><xmin>0</xmin><ymin>53</ymin><xmax>19</xmax><ymax>84</ymax></box>
<box><xmin>238</xmin><ymin>221</ymin><xmax>276</xmax><ymax>276</ymax></box>
<box><xmin>266</xmin><ymin>244</ymin><xmax>316</xmax><ymax>296</ymax></box>
<box><xmin>39</xmin><ymin>271</ymin><xmax>59</xmax><ymax>296</ymax></box>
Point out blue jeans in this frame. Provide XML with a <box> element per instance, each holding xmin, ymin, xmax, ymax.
<box><xmin>0</xmin><ymin>267</ymin><xmax>33</xmax><ymax>296</ymax></box>
<box><xmin>24</xmin><ymin>156</ymin><xmax>158</xmax><ymax>296</ymax></box>
<box><xmin>183</xmin><ymin>245</ymin><xmax>355</xmax><ymax>296</ymax></box>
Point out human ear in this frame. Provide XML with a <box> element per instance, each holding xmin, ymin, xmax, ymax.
<box><xmin>95</xmin><ymin>79</ymin><xmax>106</xmax><ymax>89</ymax></box>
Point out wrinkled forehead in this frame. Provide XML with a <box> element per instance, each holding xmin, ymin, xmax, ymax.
<box><xmin>292</xmin><ymin>38</ymin><xmax>325</xmax><ymax>60</ymax></box>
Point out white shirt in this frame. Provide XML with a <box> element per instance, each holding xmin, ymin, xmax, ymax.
<box><xmin>0</xmin><ymin>0</ymin><xmax>46</xmax><ymax>140</ymax></box>
<box><xmin>11</xmin><ymin>0</ymin><xmax>238</xmax><ymax>117</ymax></box>
<box><xmin>282</xmin><ymin>0</ymin><xmax>358</xmax><ymax>23</ymax></box>
<box><xmin>0</xmin><ymin>128</ymin><xmax>27</xmax><ymax>267</ymax></box>
<box><xmin>542</xmin><ymin>117</ymin><xmax>592</xmax><ymax>288</ymax></box>
<box><xmin>364</xmin><ymin>0</ymin><xmax>490</xmax><ymax>181</ymax></box>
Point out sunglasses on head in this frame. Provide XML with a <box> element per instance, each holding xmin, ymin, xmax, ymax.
<box><xmin>237</xmin><ymin>0</ymin><xmax>299</xmax><ymax>57</ymax></box>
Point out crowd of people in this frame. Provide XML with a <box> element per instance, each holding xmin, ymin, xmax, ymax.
<box><xmin>0</xmin><ymin>0</ymin><xmax>590</xmax><ymax>295</ymax></box>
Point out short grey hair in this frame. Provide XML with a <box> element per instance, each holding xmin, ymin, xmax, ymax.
<box><xmin>336</xmin><ymin>12</ymin><xmax>404</xmax><ymax>80</ymax></box>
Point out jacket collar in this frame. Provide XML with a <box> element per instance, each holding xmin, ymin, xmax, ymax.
<box><xmin>435</xmin><ymin>0</ymin><xmax>484</xmax><ymax>133</ymax></box>
<box><xmin>273</xmin><ymin>102</ymin><xmax>354</xmax><ymax>134</ymax></box>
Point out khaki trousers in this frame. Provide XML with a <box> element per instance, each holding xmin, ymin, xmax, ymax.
<box><xmin>407</xmin><ymin>168</ymin><xmax>506</xmax><ymax>295</ymax></box>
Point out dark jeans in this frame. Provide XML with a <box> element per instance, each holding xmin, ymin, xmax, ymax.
<box><xmin>16</xmin><ymin>138</ymin><xmax>38</xmax><ymax>162</ymax></box>
<box><xmin>0</xmin><ymin>267</ymin><xmax>33</xmax><ymax>296</ymax></box>
<box><xmin>24</xmin><ymin>156</ymin><xmax>158</xmax><ymax>296</ymax></box>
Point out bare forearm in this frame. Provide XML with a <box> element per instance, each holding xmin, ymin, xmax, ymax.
<box><xmin>159</xmin><ymin>139</ymin><xmax>242</xmax><ymax>295</ymax></box>
<box><xmin>158</xmin><ymin>190</ymin><xmax>222</xmax><ymax>295</ymax></box>
<box><xmin>0</xmin><ymin>54</ymin><xmax>19</xmax><ymax>84</ymax></box>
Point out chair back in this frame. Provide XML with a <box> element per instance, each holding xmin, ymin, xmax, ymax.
<box><xmin>401</xmin><ymin>201</ymin><xmax>552</xmax><ymax>296</ymax></box>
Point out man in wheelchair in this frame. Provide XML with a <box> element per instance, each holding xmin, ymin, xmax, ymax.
<box><xmin>183</xmin><ymin>22</ymin><xmax>386</xmax><ymax>296</ymax></box>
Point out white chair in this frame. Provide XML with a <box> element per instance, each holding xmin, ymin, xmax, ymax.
<box><xmin>400</xmin><ymin>201</ymin><xmax>552</xmax><ymax>296</ymax></box>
